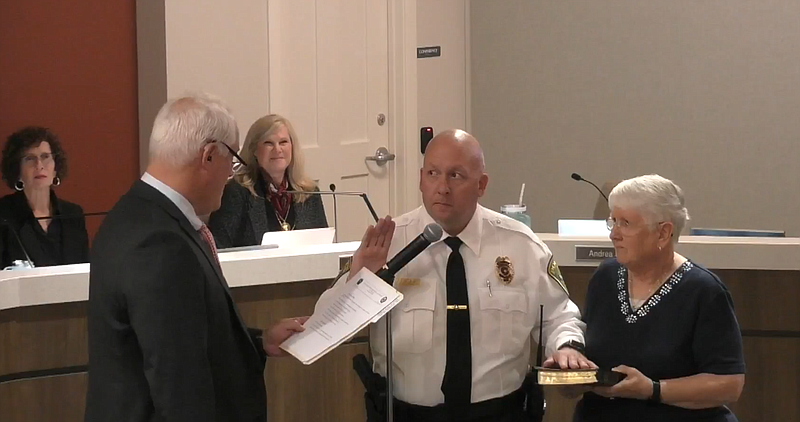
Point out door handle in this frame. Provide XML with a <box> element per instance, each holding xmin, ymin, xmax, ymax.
<box><xmin>365</xmin><ymin>147</ymin><xmax>396</xmax><ymax>166</ymax></box>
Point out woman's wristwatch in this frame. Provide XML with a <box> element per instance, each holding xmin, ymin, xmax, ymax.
<box><xmin>557</xmin><ymin>340</ymin><xmax>586</xmax><ymax>355</ymax></box>
<box><xmin>649</xmin><ymin>379</ymin><xmax>662</xmax><ymax>403</ymax></box>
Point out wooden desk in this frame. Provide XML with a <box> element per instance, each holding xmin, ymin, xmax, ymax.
<box><xmin>2</xmin><ymin>235</ymin><xmax>798</xmax><ymax>422</ymax></box>
<box><xmin>0</xmin><ymin>243</ymin><xmax>367</xmax><ymax>422</ymax></box>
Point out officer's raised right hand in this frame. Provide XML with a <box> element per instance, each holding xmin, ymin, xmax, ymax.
<box><xmin>348</xmin><ymin>216</ymin><xmax>395</xmax><ymax>281</ymax></box>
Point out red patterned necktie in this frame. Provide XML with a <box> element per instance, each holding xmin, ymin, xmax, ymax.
<box><xmin>198</xmin><ymin>224</ymin><xmax>220</xmax><ymax>266</ymax></box>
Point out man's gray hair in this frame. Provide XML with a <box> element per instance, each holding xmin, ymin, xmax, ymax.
<box><xmin>608</xmin><ymin>174</ymin><xmax>690</xmax><ymax>242</ymax></box>
<box><xmin>149</xmin><ymin>93</ymin><xmax>239</xmax><ymax>166</ymax></box>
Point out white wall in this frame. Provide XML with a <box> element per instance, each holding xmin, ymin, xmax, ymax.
<box><xmin>163</xmin><ymin>0</ymin><xmax>270</xmax><ymax>147</ymax></box>
<box><xmin>471</xmin><ymin>0</ymin><xmax>800</xmax><ymax>235</ymax></box>
<box><xmin>417</xmin><ymin>0</ymin><xmax>469</xmax><ymax>138</ymax></box>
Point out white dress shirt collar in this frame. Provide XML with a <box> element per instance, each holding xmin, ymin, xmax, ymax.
<box><xmin>141</xmin><ymin>172</ymin><xmax>204</xmax><ymax>230</ymax></box>
<box><xmin>419</xmin><ymin>205</ymin><xmax>484</xmax><ymax>256</ymax></box>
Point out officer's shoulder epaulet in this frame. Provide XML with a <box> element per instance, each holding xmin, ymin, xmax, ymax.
<box><xmin>392</xmin><ymin>207</ymin><xmax>420</xmax><ymax>228</ymax></box>
<box><xmin>483</xmin><ymin>208</ymin><xmax>540</xmax><ymax>243</ymax></box>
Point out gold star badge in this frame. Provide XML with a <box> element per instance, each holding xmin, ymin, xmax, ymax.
<box><xmin>495</xmin><ymin>256</ymin><xmax>514</xmax><ymax>284</ymax></box>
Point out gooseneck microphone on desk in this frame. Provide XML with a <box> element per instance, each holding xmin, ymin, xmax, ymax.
<box><xmin>1</xmin><ymin>211</ymin><xmax>109</xmax><ymax>269</ymax></box>
<box><xmin>571</xmin><ymin>173</ymin><xmax>608</xmax><ymax>202</ymax></box>
<box><xmin>285</xmin><ymin>188</ymin><xmax>380</xmax><ymax>223</ymax></box>
<box><xmin>329</xmin><ymin>184</ymin><xmax>339</xmax><ymax>242</ymax></box>
<box><xmin>0</xmin><ymin>217</ymin><xmax>35</xmax><ymax>269</ymax></box>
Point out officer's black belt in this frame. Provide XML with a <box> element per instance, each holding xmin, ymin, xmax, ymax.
<box><xmin>393</xmin><ymin>387</ymin><xmax>525</xmax><ymax>421</ymax></box>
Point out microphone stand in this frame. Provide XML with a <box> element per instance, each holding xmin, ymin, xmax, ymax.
<box><xmin>377</xmin><ymin>272</ymin><xmax>396</xmax><ymax>422</ymax></box>
<box><xmin>2</xmin><ymin>211</ymin><xmax>109</xmax><ymax>270</ymax></box>
<box><xmin>285</xmin><ymin>190</ymin><xmax>380</xmax><ymax>223</ymax></box>
<box><xmin>570</xmin><ymin>173</ymin><xmax>609</xmax><ymax>202</ymax></box>
<box><xmin>360</xmin><ymin>193</ymin><xmax>379</xmax><ymax>223</ymax></box>
<box><xmin>33</xmin><ymin>211</ymin><xmax>109</xmax><ymax>220</ymax></box>
<box><xmin>329</xmin><ymin>184</ymin><xmax>338</xmax><ymax>243</ymax></box>
<box><xmin>0</xmin><ymin>219</ymin><xmax>35</xmax><ymax>269</ymax></box>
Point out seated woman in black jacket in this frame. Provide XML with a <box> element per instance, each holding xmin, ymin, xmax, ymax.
<box><xmin>0</xmin><ymin>126</ymin><xmax>89</xmax><ymax>269</ymax></box>
<box><xmin>208</xmin><ymin>114</ymin><xmax>327</xmax><ymax>248</ymax></box>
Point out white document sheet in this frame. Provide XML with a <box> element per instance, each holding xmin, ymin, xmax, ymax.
<box><xmin>280</xmin><ymin>268</ymin><xmax>403</xmax><ymax>365</ymax></box>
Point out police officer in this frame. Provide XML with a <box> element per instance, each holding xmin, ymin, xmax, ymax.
<box><xmin>341</xmin><ymin>129</ymin><xmax>594</xmax><ymax>422</ymax></box>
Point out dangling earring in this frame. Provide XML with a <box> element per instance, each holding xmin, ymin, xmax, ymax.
<box><xmin>53</xmin><ymin>176</ymin><xmax>61</xmax><ymax>186</ymax></box>
<box><xmin>14</xmin><ymin>180</ymin><xmax>24</xmax><ymax>191</ymax></box>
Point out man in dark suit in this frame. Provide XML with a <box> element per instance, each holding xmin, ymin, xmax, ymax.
<box><xmin>85</xmin><ymin>94</ymin><xmax>306</xmax><ymax>422</ymax></box>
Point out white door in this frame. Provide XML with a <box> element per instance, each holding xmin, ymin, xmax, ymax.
<box><xmin>267</xmin><ymin>0</ymin><xmax>392</xmax><ymax>242</ymax></box>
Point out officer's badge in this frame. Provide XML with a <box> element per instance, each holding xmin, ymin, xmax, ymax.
<box><xmin>548</xmin><ymin>257</ymin><xmax>569</xmax><ymax>295</ymax></box>
<box><xmin>495</xmin><ymin>256</ymin><xmax>514</xmax><ymax>284</ymax></box>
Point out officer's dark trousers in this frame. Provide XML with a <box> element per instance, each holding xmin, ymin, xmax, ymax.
<box><xmin>391</xmin><ymin>388</ymin><xmax>530</xmax><ymax>422</ymax></box>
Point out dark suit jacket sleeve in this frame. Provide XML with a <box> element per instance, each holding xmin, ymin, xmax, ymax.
<box><xmin>246</xmin><ymin>327</ymin><xmax>267</xmax><ymax>365</ymax></box>
<box><xmin>208</xmin><ymin>183</ymin><xmax>248</xmax><ymax>248</ymax></box>
<box><xmin>124</xmin><ymin>230</ymin><xmax>217</xmax><ymax>421</ymax></box>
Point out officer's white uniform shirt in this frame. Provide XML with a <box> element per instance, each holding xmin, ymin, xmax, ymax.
<box><xmin>324</xmin><ymin>205</ymin><xmax>585</xmax><ymax>407</ymax></box>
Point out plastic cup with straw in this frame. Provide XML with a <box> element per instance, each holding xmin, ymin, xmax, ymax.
<box><xmin>500</xmin><ymin>183</ymin><xmax>531</xmax><ymax>227</ymax></box>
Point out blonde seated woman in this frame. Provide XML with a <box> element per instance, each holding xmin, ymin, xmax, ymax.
<box><xmin>208</xmin><ymin>114</ymin><xmax>327</xmax><ymax>248</ymax></box>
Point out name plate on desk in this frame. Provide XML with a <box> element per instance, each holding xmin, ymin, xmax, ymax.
<box><xmin>575</xmin><ymin>246</ymin><xmax>616</xmax><ymax>261</ymax></box>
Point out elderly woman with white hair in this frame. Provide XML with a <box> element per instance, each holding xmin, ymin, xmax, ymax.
<box><xmin>572</xmin><ymin>175</ymin><xmax>745</xmax><ymax>422</ymax></box>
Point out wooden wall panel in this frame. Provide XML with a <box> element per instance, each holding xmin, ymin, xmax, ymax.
<box><xmin>2</xmin><ymin>268</ymin><xmax>798</xmax><ymax>422</ymax></box>
<box><xmin>1</xmin><ymin>278</ymin><xmax>368</xmax><ymax>422</ymax></box>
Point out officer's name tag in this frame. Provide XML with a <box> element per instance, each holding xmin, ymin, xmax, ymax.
<box><xmin>395</xmin><ymin>277</ymin><xmax>421</xmax><ymax>288</ymax></box>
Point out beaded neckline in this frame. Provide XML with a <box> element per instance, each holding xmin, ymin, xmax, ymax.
<box><xmin>617</xmin><ymin>261</ymin><xmax>693</xmax><ymax>323</ymax></box>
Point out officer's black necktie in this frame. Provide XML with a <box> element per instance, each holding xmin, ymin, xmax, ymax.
<box><xmin>441</xmin><ymin>236</ymin><xmax>472</xmax><ymax>405</ymax></box>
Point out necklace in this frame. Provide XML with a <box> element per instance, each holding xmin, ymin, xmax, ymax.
<box><xmin>628</xmin><ymin>256</ymin><xmax>677</xmax><ymax>300</ymax></box>
<box><xmin>275</xmin><ymin>202</ymin><xmax>293</xmax><ymax>231</ymax></box>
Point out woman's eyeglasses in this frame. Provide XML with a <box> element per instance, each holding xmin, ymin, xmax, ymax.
<box><xmin>606</xmin><ymin>217</ymin><xmax>665</xmax><ymax>234</ymax></box>
<box><xmin>21</xmin><ymin>152</ymin><xmax>54</xmax><ymax>167</ymax></box>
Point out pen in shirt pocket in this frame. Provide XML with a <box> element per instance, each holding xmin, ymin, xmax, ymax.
<box><xmin>486</xmin><ymin>279</ymin><xmax>493</xmax><ymax>297</ymax></box>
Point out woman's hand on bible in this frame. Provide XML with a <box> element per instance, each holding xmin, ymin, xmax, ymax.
<box><xmin>592</xmin><ymin>365</ymin><xmax>653</xmax><ymax>400</ymax></box>
<box><xmin>348</xmin><ymin>216</ymin><xmax>395</xmax><ymax>281</ymax></box>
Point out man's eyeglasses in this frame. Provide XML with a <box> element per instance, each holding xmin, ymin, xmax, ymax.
<box><xmin>211</xmin><ymin>140</ymin><xmax>248</xmax><ymax>172</ymax></box>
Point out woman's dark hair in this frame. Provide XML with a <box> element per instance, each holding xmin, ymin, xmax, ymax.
<box><xmin>1</xmin><ymin>126</ymin><xmax>68</xmax><ymax>190</ymax></box>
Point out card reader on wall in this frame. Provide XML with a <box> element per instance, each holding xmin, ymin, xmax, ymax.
<box><xmin>421</xmin><ymin>127</ymin><xmax>433</xmax><ymax>154</ymax></box>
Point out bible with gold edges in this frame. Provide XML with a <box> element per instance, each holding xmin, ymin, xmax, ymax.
<box><xmin>533</xmin><ymin>367</ymin><xmax>625</xmax><ymax>386</ymax></box>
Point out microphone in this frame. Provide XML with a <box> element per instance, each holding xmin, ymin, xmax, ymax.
<box><xmin>285</xmin><ymin>189</ymin><xmax>379</xmax><ymax>222</ymax></box>
<box><xmin>376</xmin><ymin>223</ymin><xmax>443</xmax><ymax>284</ymax></box>
<box><xmin>571</xmin><ymin>173</ymin><xmax>608</xmax><ymax>202</ymax></box>
<box><xmin>1</xmin><ymin>211</ymin><xmax>109</xmax><ymax>269</ymax></box>
<box><xmin>329</xmin><ymin>184</ymin><xmax>338</xmax><ymax>243</ymax></box>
